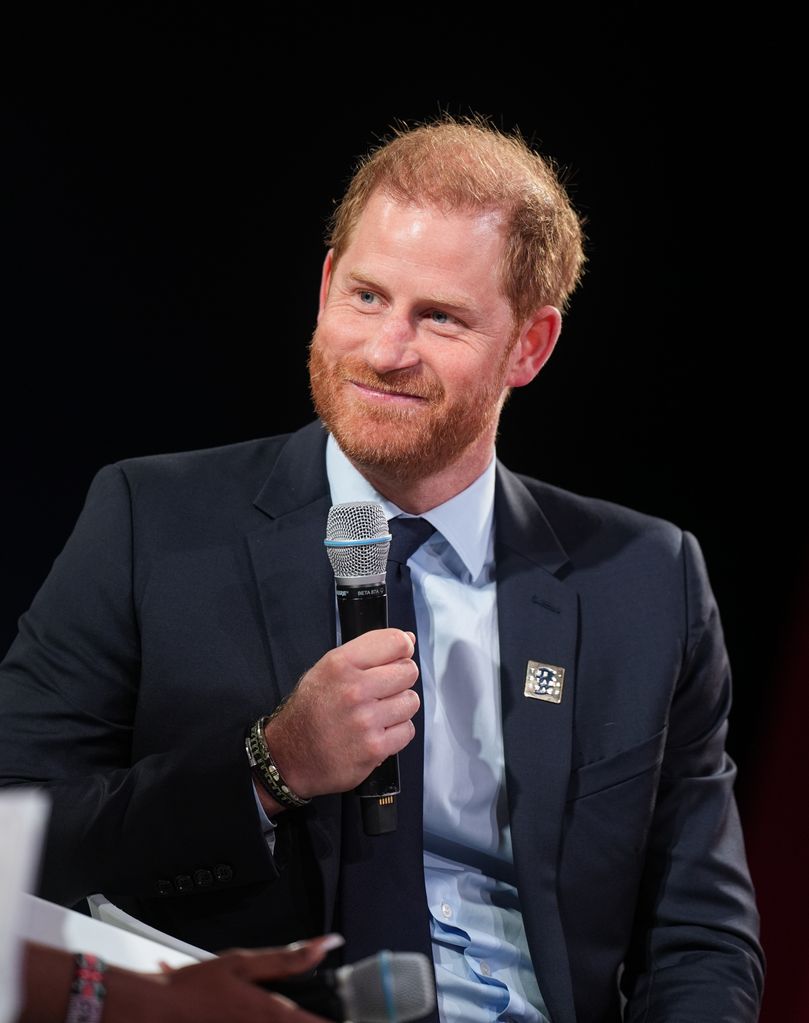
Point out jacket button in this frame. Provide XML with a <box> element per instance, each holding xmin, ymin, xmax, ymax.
<box><xmin>175</xmin><ymin>874</ymin><xmax>193</xmax><ymax>894</ymax></box>
<box><xmin>156</xmin><ymin>879</ymin><xmax>174</xmax><ymax>896</ymax></box>
<box><xmin>214</xmin><ymin>863</ymin><xmax>233</xmax><ymax>883</ymax></box>
<box><xmin>193</xmin><ymin>868</ymin><xmax>214</xmax><ymax>888</ymax></box>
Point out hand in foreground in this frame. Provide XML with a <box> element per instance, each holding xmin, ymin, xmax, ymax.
<box><xmin>262</xmin><ymin>629</ymin><xmax>420</xmax><ymax>802</ymax></box>
<box><xmin>21</xmin><ymin>934</ymin><xmax>341</xmax><ymax>1023</ymax></box>
<box><xmin>134</xmin><ymin>935</ymin><xmax>342</xmax><ymax>1023</ymax></box>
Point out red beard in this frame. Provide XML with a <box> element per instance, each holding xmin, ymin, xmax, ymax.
<box><xmin>308</xmin><ymin>331</ymin><xmax>509</xmax><ymax>484</ymax></box>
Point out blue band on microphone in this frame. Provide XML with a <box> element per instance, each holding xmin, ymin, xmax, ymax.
<box><xmin>323</xmin><ymin>535</ymin><xmax>392</xmax><ymax>548</ymax></box>
<box><xmin>379</xmin><ymin>949</ymin><xmax>395</xmax><ymax>1022</ymax></box>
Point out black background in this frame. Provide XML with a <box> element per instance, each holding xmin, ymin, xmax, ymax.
<box><xmin>2</xmin><ymin>8</ymin><xmax>801</xmax><ymax>819</ymax></box>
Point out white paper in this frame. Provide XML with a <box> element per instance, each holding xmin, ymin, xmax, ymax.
<box><xmin>17</xmin><ymin>894</ymin><xmax>206</xmax><ymax>971</ymax></box>
<box><xmin>0</xmin><ymin>789</ymin><xmax>50</xmax><ymax>1023</ymax></box>
<box><xmin>86</xmin><ymin>893</ymin><xmax>214</xmax><ymax>962</ymax></box>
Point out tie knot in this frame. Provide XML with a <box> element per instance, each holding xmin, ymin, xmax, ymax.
<box><xmin>387</xmin><ymin>516</ymin><xmax>435</xmax><ymax>566</ymax></box>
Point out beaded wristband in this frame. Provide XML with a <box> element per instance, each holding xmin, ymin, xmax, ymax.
<box><xmin>246</xmin><ymin>714</ymin><xmax>311</xmax><ymax>809</ymax></box>
<box><xmin>65</xmin><ymin>953</ymin><xmax>106</xmax><ymax>1023</ymax></box>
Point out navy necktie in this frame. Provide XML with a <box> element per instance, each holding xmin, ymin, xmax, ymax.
<box><xmin>386</xmin><ymin>516</ymin><xmax>436</xmax><ymax>636</ymax></box>
<box><xmin>385</xmin><ymin>516</ymin><xmax>435</xmax><ymax>857</ymax></box>
<box><xmin>336</xmin><ymin>516</ymin><xmax>438</xmax><ymax>1017</ymax></box>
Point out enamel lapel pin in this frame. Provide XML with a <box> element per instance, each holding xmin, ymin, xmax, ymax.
<box><xmin>524</xmin><ymin>661</ymin><xmax>566</xmax><ymax>704</ymax></box>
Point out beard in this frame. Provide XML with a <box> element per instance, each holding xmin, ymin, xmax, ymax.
<box><xmin>308</xmin><ymin>329</ymin><xmax>511</xmax><ymax>485</ymax></box>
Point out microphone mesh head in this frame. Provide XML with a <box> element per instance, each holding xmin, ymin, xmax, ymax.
<box><xmin>339</xmin><ymin>950</ymin><xmax>436</xmax><ymax>1023</ymax></box>
<box><xmin>325</xmin><ymin>501</ymin><xmax>391</xmax><ymax>579</ymax></box>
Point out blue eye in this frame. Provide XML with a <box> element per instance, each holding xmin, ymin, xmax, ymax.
<box><xmin>359</xmin><ymin>291</ymin><xmax>376</xmax><ymax>304</ymax></box>
<box><xmin>430</xmin><ymin>310</ymin><xmax>451</xmax><ymax>324</ymax></box>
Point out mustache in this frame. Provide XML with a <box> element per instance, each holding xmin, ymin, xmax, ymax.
<box><xmin>311</xmin><ymin>353</ymin><xmax>444</xmax><ymax>402</ymax></box>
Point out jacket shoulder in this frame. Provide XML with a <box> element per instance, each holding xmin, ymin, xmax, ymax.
<box><xmin>510</xmin><ymin>470</ymin><xmax>687</xmax><ymax>564</ymax></box>
<box><xmin>112</xmin><ymin>433</ymin><xmax>293</xmax><ymax>497</ymax></box>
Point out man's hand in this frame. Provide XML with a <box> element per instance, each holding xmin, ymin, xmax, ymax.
<box><xmin>262</xmin><ymin>629</ymin><xmax>419</xmax><ymax>801</ymax></box>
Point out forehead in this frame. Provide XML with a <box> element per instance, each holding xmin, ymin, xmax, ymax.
<box><xmin>340</xmin><ymin>192</ymin><xmax>508</xmax><ymax>297</ymax></box>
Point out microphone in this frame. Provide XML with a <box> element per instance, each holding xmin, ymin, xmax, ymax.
<box><xmin>266</xmin><ymin>948</ymin><xmax>436</xmax><ymax>1022</ymax></box>
<box><xmin>324</xmin><ymin>501</ymin><xmax>397</xmax><ymax>835</ymax></box>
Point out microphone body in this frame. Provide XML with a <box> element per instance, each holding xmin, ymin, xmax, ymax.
<box><xmin>335</xmin><ymin>577</ymin><xmax>388</xmax><ymax>643</ymax></box>
<box><xmin>334</xmin><ymin>578</ymin><xmax>401</xmax><ymax>811</ymax></box>
<box><xmin>264</xmin><ymin>949</ymin><xmax>436</xmax><ymax>1023</ymax></box>
<box><xmin>324</xmin><ymin>502</ymin><xmax>398</xmax><ymax>835</ymax></box>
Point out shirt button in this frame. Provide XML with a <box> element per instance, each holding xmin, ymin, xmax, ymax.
<box><xmin>440</xmin><ymin>901</ymin><xmax>453</xmax><ymax>919</ymax></box>
<box><xmin>480</xmin><ymin>961</ymin><xmax>492</xmax><ymax>977</ymax></box>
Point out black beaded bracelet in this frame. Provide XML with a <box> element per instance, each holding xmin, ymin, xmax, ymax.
<box><xmin>246</xmin><ymin>715</ymin><xmax>311</xmax><ymax>809</ymax></box>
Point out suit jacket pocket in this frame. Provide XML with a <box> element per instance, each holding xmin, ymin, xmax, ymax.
<box><xmin>567</xmin><ymin>727</ymin><xmax>667</xmax><ymax>802</ymax></box>
<box><xmin>558</xmin><ymin>726</ymin><xmax>668</xmax><ymax>1011</ymax></box>
<box><xmin>559</xmin><ymin>730</ymin><xmax>668</xmax><ymax>1022</ymax></box>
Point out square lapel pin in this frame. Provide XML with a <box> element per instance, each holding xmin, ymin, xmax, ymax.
<box><xmin>524</xmin><ymin>660</ymin><xmax>566</xmax><ymax>704</ymax></box>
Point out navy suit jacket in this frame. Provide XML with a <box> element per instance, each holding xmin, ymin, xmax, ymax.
<box><xmin>0</xmin><ymin>420</ymin><xmax>763</xmax><ymax>1021</ymax></box>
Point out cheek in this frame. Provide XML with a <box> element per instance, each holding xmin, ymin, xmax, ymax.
<box><xmin>316</xmin><ymin>310</ymin><xmax>366</xmax><ymax>355</ymax></box>
<box><xmin>432</xmin><ymin>352</ymin><xmax>486</xmax><ymax>391</ymax></box>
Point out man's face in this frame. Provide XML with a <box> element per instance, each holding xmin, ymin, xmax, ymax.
<box><xmin>309</xmin><ymin>192</ymin><xmax>527</xmax><ymax>485</ymax></box>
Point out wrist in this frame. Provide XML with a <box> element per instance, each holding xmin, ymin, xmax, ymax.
<box><xmin>246</xmin><ymin>715</ymin><xmax>312</xmax><ymax>808</ymax></box>
<box><xmin>64</xmin><ymin>953</ymin><xmax>107</xmax><ymax>1023</ymax></box>
<box><xmin>103</xmin><ymin>967</ymin><xmax>163</xmax><ymax>1023</ymax></box>
<box><xmin>262</xmin><ymin>714</ymin><xmax>314</xmax><ymax>799</ymax></box>
<box><xmin>253</xmin><ymin>777</ymin><xmax>286</xmax><ymax>818</ymax></box>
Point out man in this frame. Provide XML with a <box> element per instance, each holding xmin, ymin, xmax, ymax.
<box><xmin>0</xmin><ymin>117</ymin><xmax>763</xmax><ymax>1021</ymax></box>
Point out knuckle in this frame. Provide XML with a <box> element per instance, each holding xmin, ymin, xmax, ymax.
<box><xmin>404</xmin><ymin>689</ymin><xmax>420</xmax><ymax>715</ymax></box>
<box><xmin>329</xmin><ymin>646</ymin><xmax>350</xmax><ymax>673</ymax></box>
<box><xmin>343</xmin><ymin>680</ymin><xmax>364</xmax><ymax>707</ymax></box>
<box><xmin>353</xmin><ymin>704</ymin><xmax>374</xmax><ymax>731</ymax></box>
<box><xmin>396</xmin><ymin>628</ymin><xmax>414</xmax><ymax>653</ymax></box>
<box><xmin>366</xmin><ymin>734</ymin><xmax>387</xmax><ymax>762</ymax></box>
<box><xmin>392</xmin><ymin>721</ymin><xmax>416</xmax><ymax>750</ymax></box>
<box><xmin>392</xmin><ymin>660</ymin><xmax>418</xmax><ymax>690</ymax></box>
<box><xmin>382</xmin><ymin>628</ymin><xmax>410</xmax><ymax>655</ymax></box>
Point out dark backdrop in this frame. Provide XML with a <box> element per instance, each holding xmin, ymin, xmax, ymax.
<box><xmin>1</xmin><ymin>8</ymin><xmax>801</xmax><ymax>1017</ymax></box>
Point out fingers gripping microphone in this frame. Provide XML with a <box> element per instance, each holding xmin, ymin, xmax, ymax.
<box><xmin>267</xmin><ymin>949</ymin><xmax>436</xmax><ymax>1022</ymax></box>
<box><xmin>324</xmin><ymin>501</ymin><xmax>396</xmax><ymax>835</ymax></box>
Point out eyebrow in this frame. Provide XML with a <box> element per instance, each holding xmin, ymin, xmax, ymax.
<box><xmin>346</xmin><ymin>269</ymin><xmax>477</xmax><ymax>316</ymax></box>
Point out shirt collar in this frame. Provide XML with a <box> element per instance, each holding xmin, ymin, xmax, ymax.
<box><xmin>325</xmin><ymin>434</ymin><xmax>495</xmax><ymax>581</ymax></box>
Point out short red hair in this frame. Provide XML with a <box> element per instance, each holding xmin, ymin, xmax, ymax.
<box><xmin>327</xmin><ymin>115</ymin><xmax>586</xmax><ymax>321</ymax></box>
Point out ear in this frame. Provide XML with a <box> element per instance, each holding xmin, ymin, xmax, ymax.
<box><xmin>504</xmin><ymin>306</ymin><xmax>563</xmax><ymax>388</ymax></box>
<box><xmin>317</xmin><ymin>249</ymin><xmax>335</xmax><ymax>321</ymax></box>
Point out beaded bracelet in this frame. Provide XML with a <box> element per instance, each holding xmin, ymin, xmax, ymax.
<box><xmin>246</xmin><ymin>714</ymin><xmax>311</xmax><ymax>809</ymax></box>
<box><xmin>65</xmin><ymin>953</ymin><xmax>107</xmax><ymax>1023</ymax></box>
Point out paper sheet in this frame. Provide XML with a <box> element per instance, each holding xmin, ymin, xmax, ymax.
<box><xmin>0</xmin><ymin>789</ymin><xmax>49</xmax><ymax>1023</ymax></box>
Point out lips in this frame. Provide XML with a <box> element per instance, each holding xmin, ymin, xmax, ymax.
<box><xmin>308</xmin><ymin>342</ymin><xmax>445</xmax><ymax>411</ymax></box>
<box><xmin>348</xmin><ymin>378</ymin><xmax>429</xmax><ymax>402</ymax></box>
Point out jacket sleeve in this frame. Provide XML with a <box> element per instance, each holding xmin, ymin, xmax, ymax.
<box><xmin>621</xmin><ymin>530</ymin><xmax>765</xmax><ymax>1021</ymax></box>
<box><xmin>0</xmin><ymin>465</ymin><xmax>277</xmax><ymax>907</ymax></box>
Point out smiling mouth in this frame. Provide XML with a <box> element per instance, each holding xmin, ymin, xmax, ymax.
<box><xmin>349</xmin><ymin>380</ymin><xmax>429</xmax><ymax>402</ymax></box>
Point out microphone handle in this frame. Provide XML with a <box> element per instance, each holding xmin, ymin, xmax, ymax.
<box><xmin>335</xmin><ymin>581</ymin><xmax>400</xmax><ymax>834</ymax></box>
<box><xmin>336</xmin><ymin>581</ymin><xmax>388</xmax><ymax>639</ymax></box>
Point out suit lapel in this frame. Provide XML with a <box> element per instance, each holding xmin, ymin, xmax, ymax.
<box><xmin>248</xmin><ymin>420</ymin><xmax>335</xmax><ymax>700</ymax></box>
<box><xmin>495</xmin><ymin>463</ymin><xmax>579</xmax><ymax>1023</ymax></box>
<box><xmin>247</xmin><ymin>420</ymin><xmax>343</xmax><ymax>929</ymax></box>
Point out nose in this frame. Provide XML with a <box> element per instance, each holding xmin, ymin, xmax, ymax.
<box><xmin>363</xmin><ymin>312</ymin><xmax>419</xmax><ymax>374</ymax></box>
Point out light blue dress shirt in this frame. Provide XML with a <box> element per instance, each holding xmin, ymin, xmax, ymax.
<box><xmin>326</xmin><ymin>436</ymin><xmax>551</xmax><ymax>1023</ymax></box>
